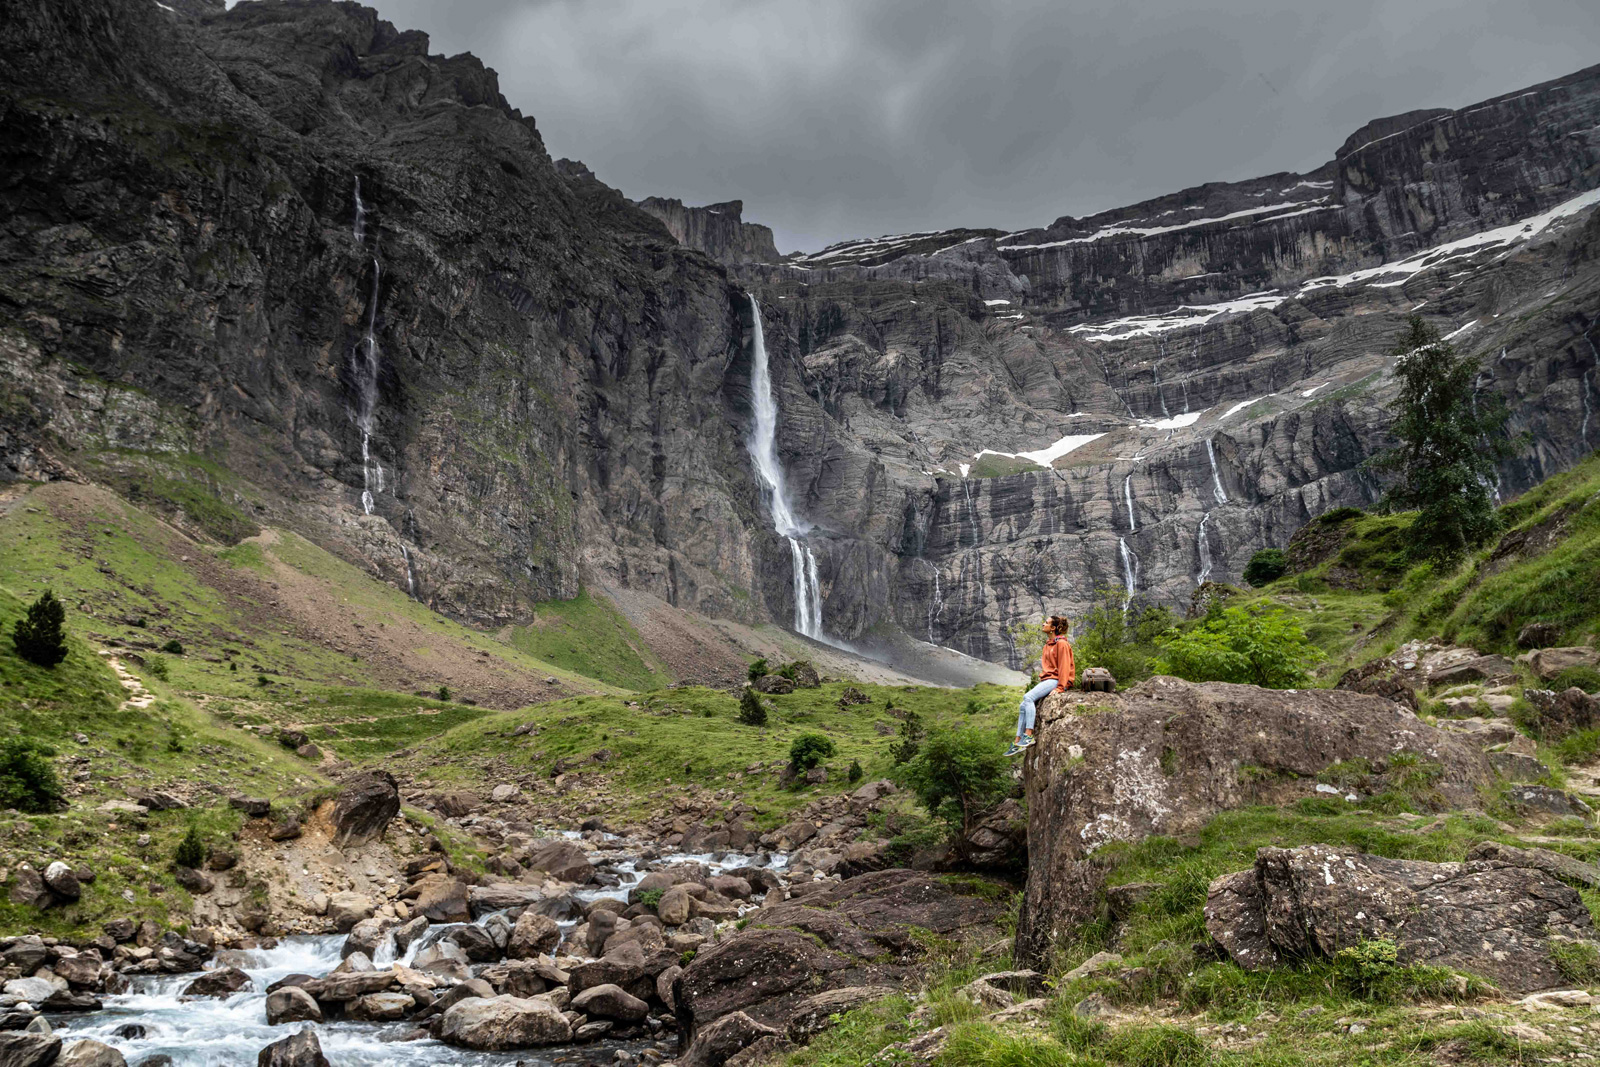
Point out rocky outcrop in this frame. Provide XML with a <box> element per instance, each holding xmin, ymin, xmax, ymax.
<box><xmin>1204</xmin><ymin>844</ymin><xmax>1600</xmax><ymax>994</ymax></box>
<box><xmin>1014</xmin><ymin>677</ymin><xmax>1496</xmax><ymax>965</ymax></box>
<box><xmin>635</xmin><ymin>197</ymin><xmax>782</xmax><ymax>266</ymax></box>
<box><xmin>329</xmin><ymin>770</ymin><xmax>400</xmax><ymax>848</ymax></box>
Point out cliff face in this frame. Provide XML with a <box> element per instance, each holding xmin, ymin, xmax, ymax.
<box><xmin>635</xmin><ymin>197</ymin><xmax>782</xmax><ymax>265</ymax></box>
<box><xmin>1</xmin><ymin>0</ymin><xmax>1597</xmax><ymax>670</ymax></box>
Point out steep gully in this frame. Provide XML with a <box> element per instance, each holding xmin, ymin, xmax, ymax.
<box><xmin>0</xmin><ymin>2</ymin><xmax>1597</xmax><ymax>673</ymax></box>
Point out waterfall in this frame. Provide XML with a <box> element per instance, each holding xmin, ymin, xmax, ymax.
<box><xmin>1123</xmin><ymin>474</ymin><xmax>1137</xmax><ymax>532</ymax></box>
<box><xmin>1196</xmin><ymin>513</ymin><xmax>1214</xmax><ymax>585</ymax></box>
<box><xmin>745</xmin><ymin>294</ymin><xmax>826</xmax><ymax>640</ymax></box>
<box><xmin>1118</xmin><ymin>536</ymin><xmax>1140</xmax><ymax>612</ymax></box>
<box><xmin>922</xmin><ymin>559</ymin><xmax>944</xmax><ymax>642</ymax></box>
<box><xmin>1153</xmin><ymin>341</ymin><xmax>1170</xmax><ymax>418</ymax></box>
<box><xmin>400</xmin><ymin>544</ymin><xmax>417</xmax><ymax>599</ymax></box>
<box><xmin>1206</xmin><ymin>437</ymin><xmax>1228</xmax><ymax>505</ymax></box>
<box><xmin>352</xmin><ymin>178</ymin><xmax>383</xmax><ymax>516</ymax></box>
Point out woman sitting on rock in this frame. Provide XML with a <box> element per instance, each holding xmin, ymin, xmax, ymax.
<box><xmin>1008</xmin><ymin>614</ymin><xmax>1075</xmax><ymax>756</ymax></box>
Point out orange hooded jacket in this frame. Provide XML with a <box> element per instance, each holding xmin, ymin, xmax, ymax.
<box><xmin>1041</xmin><ymin>634</ymin><xmax>1075</xmax><ymax>688</ymax></box>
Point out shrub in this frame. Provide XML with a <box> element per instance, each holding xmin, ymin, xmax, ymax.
<box><xmin>637</xmin><ymin>887</ymin><xmax>665</xmax><ymax>911</ymax></box>
<box><xmin>747</xmin><ymin>658</ymin><xmax>769</xmax><ymax>682</ymax></box>
<box><xmin>145</xmin><ymin>654</ymin><xmax>170</xmax><ymax>681</ymax></box>
<box><xmin>12</xmin><ymin>590</ymin><xmax>68</xmax><ymax>668</ymax></box>
<box><xmin>738</xmin><ymin>687</ymin><xmax>768</xmax><ymax>726</ymax></box>
<box><xmin>1242</xmin><ymin>548</ymin><xmax>1288</xmax><ymax>587</ymax></box>
<box><xmin>257</xmin><ymin>674</ymin><xmax>269</xmax><ymax>687</ymax></box>
<box><xmin>437</xmin><ymin>685</ymin><xmax>451</xmax><ymax>702</ymax></box>
<box><xmin>777</xmin><ymin>662</ymin><xmax>798</xmax><ymax>680</ymax></box>
<box><xmin>175</xmin><ymin>823</ymin><xmax>206</xmax><ymax>869</ymax></box>
<box><xmin>847</xmin><ymin>759</ymin><xmax>863</xmax><ymax>784</ymax></box>
<box><xmin>1076</xmin><ymin>586</ymin><xmax>1172</xmax><ymax>685</ymax></box>
<box><xmin>890</xmin><ymin>708</ymin><xmax>924</xmax><ymax>765</ymax></box>
<box><xmin>160</xmin><ymin>639</ymin><xmax>184</xmax><ymax>655</ymax></box>
<box><xmin>1550</xmin><ymin>665</ymin><xmax>1600</xmax><ymax>694</ymax></box>
<box><xmin>788</xmin><ymin>733</ymin><xmax>835</xmax><ymax>771</ymax></box>
<box><xmin>1156</xmin><ymin>604</ymin><xmax>1323</xmax><ymax>688</ymax></box>
<box><xmin>1317</xmin><ymin>505</ymin><xmax>1365</xmax><ymax>525</ymax></box>
<box><xmin>0</xmin><ymin>738</ymin><xmax>63</xmax><ymax>813</ymax></box>
<box><xmin>902</xmin><ymin>725</ymin><xmax>1009</xmax><ymax>841</ymax></box>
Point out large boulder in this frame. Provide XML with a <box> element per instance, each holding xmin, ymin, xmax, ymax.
<box><xmin>1015</xmin><ymin>677</ymin><xmax>1496</xmax><ymax>965</ymax></box>
<box><xmin>438</xmin><ymin>994</ymin><xmax>572</xmax><ymax>1050</ymax></box>
<box><xmin>1516</xmin><ymin>646</ymin><xmax>1600</xmax><ymax>682</ymax></box>
<box><xmin>256</xmin><ymin>1030</ymin><xmax>330</xmax><ymax>1067</ymax></box>
<box><xmin>342</xmin><ymin>916</ymin><xmax>396</xmax><ymax>959</ymax></box>
<box><xmin>679</xmin><ymin>1011</ymin><xmax>783</xmax><ymax>1067</ymax></box>
<box><xmin>1204</xmin><ymin>844</ymin><xmax>1599</xmax><ymax>994</ymax></box>
<box><xmin>181</xmin><ymin>966</ymin><xmax>252</xmax><ymax>998</ymax></box>
<box><xmin>570</xmin><ymin>982</ymin><xmax>648</xmax><ymax>1021</ymax></box>
<box><xmin>265</xmin><ymin>986</ymin><xmax>323</xmax><ymax>1025</ymax></box>
<box><xmin>329</xmin><ymin>770</ymin><xmax>400</xmax><ymax>847</ymax></box>
<box><xmin>507</xmin><ymin>909</ymin><xmax>560</xmax><ymax>958</ymax></box>
<box><xmin>7</xmin><ymin>866</ymin><xmax>52</xmax><ymax>910</ymax></box>
<box><xmin>753</xmin><ymin>674</ymin><xmax>795</xmax><ymax>695</ymax></box>
<box><xmin>42</xmin><ymin>862</ymin><xmax>81</xmax><ymax>902</ymax></box>
<box><xmin>411</xmin><ymin>876</ymin><xmax>471</xmax><ymax>923</ymax></box>
<box><xmin>57</xmin><ymin>1039</ymin><xmax>127</xmax><ymax>1066</ymax></box>
<box><xmin>0</xmin><ymin>1033</ymin><xmax>60</xmax><ymax>1067</ymax></box>
<box><xmin>1522</xmin><ymin>687</ymin><xmax>1600</xmax><ymax>738</ymax></box>
<box><xmin>522</xmin><ymin>841</ymin><xmax>592</xmax><ymax>883</ymax></box>
<box><xmin>325</xmin><ymin>892</ymin><xmax>374</xmax><ymax>933</ymax></box>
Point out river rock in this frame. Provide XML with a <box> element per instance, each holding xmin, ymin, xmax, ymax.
<box><xmin>0</xmin><ymin>936</ymin><xmax>47</xmax><ymax>974</ymax></box>
<box><xmin>1015</xmin><ymin>677</ymin><xmax>1496</xmax><ymax>965</ymax></box>
<box><xmin>679</xmin><ymin>1011</ymin><xmax>783</xmax><ymax>1067</ymax></box>
<box><xmin>3</xmin><ymin>978</ymin><xmax>55</xmax><ymax>1004</ymax></box>
<box><xmin>1204</xmin><ymin>844</ymin><xmax>1600</xmax><ymax>993</ymax></box>
<box><xmin>446</xmin><ymin>924</ymin><xmax>501</xmax><ymax>963</ymax></box>
<box><xmin>256</xmin><ymin>1030</ymin><xmax>330</xmax><ymax>1067</ymax></box>
<box><xmin>51</xmin><ymin>955</ymin><xmax>103</xmax><ymax>989</ymax></box>
<box><xmin>346</xmin><ymin>991</ymin><xmax>414</xmax><ymax>1021</ymax></box>
<box><xmin>265</xmin><ymin>986</ymin><xmax>322</xmax><ymax>1025</ymax></box>
<box><xmin>467</xmin><ymin>884</ymin><xmax>544</xmax><ymax>917</ymax></box>
<box><xmin>342</xmin><ymin>916</ymin><xmax>396</xmax><ymax>959</ymax></box>
<box><xmin>411</xmin><ymin>876</ymin><xmax>471</xmax><ymax>923</ymax></box>
<box><xmin>412</xmin><ymin>941</ymin><xmax>471</xmax><ymax>982</ymax></box>
<box><xmin>438</xmin><ymin>994</ymin><xmax>572</xmax><ymax>1050</ymax></box>
<box><xmin>331</xmin><ymin>951</ymin><xmax>374</xmax><ymax>975</ymax></box>
<box><xmin>330</xmin><ymin>770</ymin><xmax>400</xmax><ymax>848</ymax></box>
<box><xmin>523</xmin><ymin>841</ymin><xmax>592</xmax><ymax>883</ymax></box>
<box><xmin>656</xmin><ymin>885</ymin><xmax>693</xmax><ymax>926</ymax></box>
<box><xmin>478</xmin><ymin>959</ymin><xmax>549</xmax><ymax>998</ymax></box>
<box><xmin>300</xmin><ymin>971</ymin><xmax>398</xmax><ymax>1002</ymax></box>
<box><xmin>570</xmin><ymin>983</ymin><xmax>648</xmax><ymax>1021</ymax></box>
<box><xmin>57</xmin><ymin>1039</ymin><xmax>126</xmax><ymax>1066</ymax></box>
<box><xmin>326</xmin><ymin>892</ymin><xmax>374</xmax><ymax>933</ymax></box>
<box><xmin>0</xmin><ymin>1032</ymin><xmax>60</xmax><ymax>1067</ymax></box>
<box><xmin>391</xmin><ymin>915</ymin><xmax>430</xmax><ymax>955</ymax></box>
<box><xmin>7</xmin><ymin>867</ymin><xmax>51</xmax><ymax>910</ymax></box>
<box><xmin>508</xmin><ymin>909</ymin><xmax>560</xmax><ymax>958</ymax></box>
<box><xmin>181</xmin><ymin>967</ymin><xmax>251</xmax><ymax>998</ymax></box>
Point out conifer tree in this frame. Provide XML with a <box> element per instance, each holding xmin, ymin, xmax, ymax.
<box><xmin>12</xmin><ymin>590</ymin><xmax>68</xmax><ymax>668</ymax></box>
<box><xmin>1370</xmin><ymin>316</ymin><xmax>1514</xmax><ymax>561</ymax></box>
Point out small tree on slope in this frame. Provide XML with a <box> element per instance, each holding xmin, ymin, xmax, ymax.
<box><xmin>1369</xmin><ymin>316</ymin><xmax>1515</xmax><ymax>562</ymax></box>
<box><xmin>12</xmin><ymin>590</ymin><xmax>68</xmax><ymax>668</ymax></box>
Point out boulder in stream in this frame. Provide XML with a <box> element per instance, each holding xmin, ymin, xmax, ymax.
<box><xmin>0</xmin><ymin>1032</ymin><xmax>60</xmax><ymax>1067</ymax></box>
<box><xmin>56</xmin><ymin>1038</ymin><xmax>126</xmax><ymax>1067</ymax></box>
<box><xmin>181</xmin><ymin>966</ymin><xmax>251</xmax><ymax>999</ymax></box>
<box><xmin>265</xmin><ymin>986</ymin><xmax>322</xmax><ymax>1025</ymax></box>
<box><xmin>256</xmin><ymin>1029</ymin><xmax>330</xmax><ymax>1067</ymax></box>
<box><xmin>438</xmin><ymin>994</ymin><xmax>572</xmax><ymax>1050</ymax></box>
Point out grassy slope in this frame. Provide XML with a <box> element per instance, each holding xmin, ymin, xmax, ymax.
<box><xmin>506</xmin><ymin>588</ymin><xmax>672</xmax><ymax>691</ymax></box>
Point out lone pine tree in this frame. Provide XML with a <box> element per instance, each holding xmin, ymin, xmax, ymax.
<box><xmin>12</xmin><ymin>589</ymin><xmax>68</xmax><ymax>668</ymax></box>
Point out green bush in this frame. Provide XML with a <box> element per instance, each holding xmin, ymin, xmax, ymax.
<box><xmin>1317</xmin><ymin>505</ymin><xmax>1365</xmax><ymax>526</ymax></box>
<box><xmin>890</xmin><ymin>708</ymin><xmax>924</xmax><ymax>765</ymax></box>
<box><xmin>1242</xmin><ymin>548</ymin><xmax>1288</xmax><ymax>587</ymax></box>
<box><xmin>175</xmin><ymin>823</ymin><xmax>206</xmax><ymax>869</ymax></box>
<box><xmin>738</xmin><ymin>687</ymin><xmax>768</xmax><ymax>727</ymax></box>
<box><xmin>1156</xmin><ymin>604</ymin><xmax>1323</xmax><ymax>688</ymax></box>
<box><xmin>777</xmin><ymin>662</ymin><xmax>798</xmax><ymax>681</ymax></box>
<box><xmin>637</xmin><ymin>887</ymin><xmax>665</xmax><ymax>911</ymax></box>
<box><xmin>847</xmin><ymin>759</ymin><xmax>863</xmax><ymax>784</ymax></box>
<box><xmin>12</xmin><ymin>590</ymin><xmax>68</xmax><ymax>668</ymax></box>
<box><xmin>1550</xmin><ymin>665</ymin><xmax>1600</xmax><ymax>694</ymax></box>
<box><xmin>902</xmin><ymin>725</ymin><xmax>1009</xmax><ymax>841</ymax></box>
<box><xmin>145</xmin><ymin>654</ymin><xmax>170</xmax><ymax>681</ymax></box>
<box><xmin>1076</xmin><ymin>587</ymin><xmax>1173</xmax><ymax>685</ymax></box>
<box><xmin>788</xmin><ymin>733</ymin><xmax>836</xmax><ymax>771</ymax></box>
<box><xmin>437</xmin><ymin>685</ymin><xmax>451</xmax><ymax>702</ymax></box>
<box><xmin>160</xmin><ymin>639</ymin><xmax>184</xmax><ymax>655</ymax></box>
<box><xmin>747</xmin><ymin>658</ymin><xmax>769</xmax><ymax>682</ymax></box>
<box><xmin>0</xmin><ymin>737</ymin><xmax>63</xmax><ymax>813</ymax></box>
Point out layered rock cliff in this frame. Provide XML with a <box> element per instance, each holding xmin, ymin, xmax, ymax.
<box><xmin>1</xmin><ymin>0</ymin><xmax>1597</xmax><ymax>671</ymax></box>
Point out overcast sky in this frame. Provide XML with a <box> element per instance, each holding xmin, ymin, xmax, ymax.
<box><xmin>369</xmin><ymin>0</ymin><xmax>1600</xmax><ymax>253</ymax></box>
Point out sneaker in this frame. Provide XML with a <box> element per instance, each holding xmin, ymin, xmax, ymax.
<box><xmin>1021</xmin><ymin>734</ymin><xmax>1037</xmax><ymax>749</ymax></box>
<box><xmin>1005</xmin><ymin>740</ymin><xmax>1024</xmax><ymax>757</ymax></box>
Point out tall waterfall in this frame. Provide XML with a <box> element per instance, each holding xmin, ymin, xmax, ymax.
<box><xmin>922</xmin><ymin>559</ymin><xmax>944</xmax><ymax>643</ymax></box>
<box><xmin>1123</xmin><ymin>474</ymin><xmax>1137</xmax><ymax>532</ymax></box>
<box><xmin>1206</xmin><ymin>437</ymin><xmax>1228</xmax><ymax>505</ymax></box>
<box><xmin>746</xmin><ymin>294</ymin><xmax>825</xmax><ymax>640</ymax></box>
<box><xmin>1118</xmin><ymin>536</ymin><xmax>1140</xmax><ymax>612</ymax></box>
<box><xmin>352</xmin><ymin>178</ymin><xmax>383</xmax><ymax>516</ymax></box>
<box><xmin>1196</xmin><ymin>513</ymin><xmax>1214</xmax><ymax>585</ymax></box>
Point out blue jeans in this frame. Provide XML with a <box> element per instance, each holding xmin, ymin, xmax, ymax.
<box><xmin>1016</xmin><ymin>679</ymin><xmax>1058</xmax><ymax>737</ymax></box>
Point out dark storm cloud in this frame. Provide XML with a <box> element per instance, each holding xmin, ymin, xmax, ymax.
<box><xmin>369</xmin><ymin>0</ymin><xmax>1600</xmax><ymax>253</ymax></box>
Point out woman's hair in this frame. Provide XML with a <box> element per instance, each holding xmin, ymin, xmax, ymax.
<box><xmin>1046</xmin><ymin>614</ymin><xmax>1071</xmax><ymax>637</ymax></box>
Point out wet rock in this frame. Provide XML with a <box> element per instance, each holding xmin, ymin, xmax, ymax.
<box><xmin>679</xmin><ymin>1011</ymin><xmax>783</xmax><ymax>1067</ymax></box>
<box><xmin>571</xmin><ymin>983</ymin><xmax>648</xmax><ymax>1022</ymax></box>
<box><xmin>412</xmin><ymin>941</ymin><xmax>471</xmax><ymax>982</ymax></box>
<box><xmin>346</xmin><ymin>992</ymin><xmax>414</xmax><ymax>1021</ymax></box>
<box><xmin>326</xmin><ymin>892</ymin><xmax>374</xmax><ymax>933</ymax></box>
<box><xmin>255</xmin><ymin>1030</ymin><xmax>330</xmax><ymax>1067</ymax></box>
<box><xmin>438</xmin><ymin>994</ymin><xmax>572</xmax><ymax>1050</ymax></box>
<box><xmin>0</xmin><ymin>1033</ymin><xmax>60</xmax><ymax>1067</ymax></box>
<box><xmin>42</xmin><ymin>862</ymin><xmax>81</xmax><ymax>902</ymax></box>
<box><xmin>391</xmin><ymin>916</ymin><xmax>430</xmax><ymax>955</ymax></box>
<box><xmin>264</xmin><ymin>986</ymin><xmax>322</xmax><ymax>1025</ymax></box>
<box><xmin>1204</xmin><ymin>844</ymin><xmax>1599</xmax><ymax>993</ymax></box>
<box><xmin>411</xmin><ymin>876</ymin><xmax>471</xmax><ymax>923</ymax></box>
<box><xmin>300</xmin><ymin>971</ymin><xmax>399</xmax><ymax>1002</ymax></box>
<box><xmin>508</xmin><ymin>909</ymin><xmax>560</xmax><ymax>958</ymax></box>
<box><xmin>523</xmin><ymin>841</ymin><xmax>593</xmax><ymax>883</ymax></box>
<box><xmin>331</xmin><ymin>951</ymin><xmax>375</xmax><ymax>975</ymax></box>
<box><xmin>182</xmin><ymin>967</ymin><xmax>251</xmax><ymax>998</ymax></box>
<box><xmin>342</xmin><ymin>916</ymin><xmax>396</xmax><ymax>959</ymax></box>
<box><xmin>1016</xmin><ymin>677</ymin><xmax>1495</xmax><ymax>965</ymax></box>
<box><xmin>412</xmin><ymin>978</ymin><xmax>494</xmax><ymax>1023</ymax></box>
<box><xmin>330</xmin><ymin>770</ymin><xmax>400</xmax><ymax>848</ymax></box>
